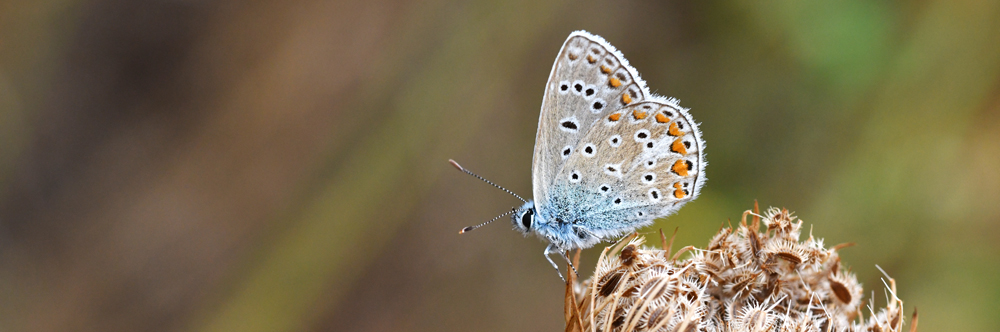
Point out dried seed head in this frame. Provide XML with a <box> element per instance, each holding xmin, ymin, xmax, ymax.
<box><xmin>733</xmin><ymin>300</ymin><xmax>776</xmax><ymax>332</ymax></box>
<box><xmin>611</xmin><ymin>313</ymin><xmax>626</xmax><ymax>328</ymax></box>
<box><xmin>622</xmin><ymin>284</ymin><xmax>640</xmax><ymax>298</ymax></box>
<box><xmin>754</xmin><ymin>272</ymin><xmax>783</xmax><ymax>302</ymax></box>
<box><xmin>638</xmin><ymin>276</ymin><xmax>673</xmax><ymax>300</ymax></box>
<box><xmin>567</xmin><ymin>204</ymin><xmax>915</xmax><ymax>332</ymax></box>
<box><xmin>708</xmin><ymin>226</ymin><xmax>732</xmax><ymax>250</ymax></box>
<box><xmin>725</xmin><ymin>265</ymin><xmax>763</xmax><ymax>296</ymax></box>
<box><xmin>763</xmin><ymin>239</ymin><xmax>809</xmax><ymax>266</ymax></box>
<box><xmin>642</xmin><ymin>307</ymin><xmax>669</xmax><ymax>329</ymax></box>
<box><xmin>828</xmin><ymin>271</ymin><xmax>863</xmax><ymax>309</ymax></box>
<box><xmin>598</xmin><ymin>268</ymin><xmax>626</xmax><ymax>297</ymax></box>
<box><xmin>830</xmin><ymin>279</ymin><xmax>852</xmax><ymax>303</ymax></box>
<box><xmin>621</xmin><ymin>244</ymin><xmax>639</xmax><ymax>267</ymax></box>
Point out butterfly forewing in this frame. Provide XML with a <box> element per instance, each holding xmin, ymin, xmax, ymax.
<box><xmin>532</xmin><ymin>32</ymin><xmax>649</xmax><ymax>209</ymax></box>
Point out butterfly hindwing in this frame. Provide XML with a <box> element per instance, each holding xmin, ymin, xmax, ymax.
<box><xmin>550</xmin><ymin>100</ymin><xmax>704</xmax><ymax>237</ymax></box>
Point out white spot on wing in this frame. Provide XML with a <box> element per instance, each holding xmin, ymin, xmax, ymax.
<box><xmin>608</xmin><ymin>135</ymin><xmax>622</xmax><ymax>147</ymax></box>
<box><xmin>603</xmin><ymin>163</ymin><xmax>623</xmax><ymax>178</ymax></box>
<box><xmin>581</xmin><ymin>143</ymin><xmax>596</xmax><ymax>158</ymax></box>
<box><xmin>569</xmin><ymin>170</ymin><xmax>582</xmax><ymax>183</ymax></box>
<box><xmin>634</xmin><ymin>129</ymin><xmax>651</xmax><ymax>142</ymax></box>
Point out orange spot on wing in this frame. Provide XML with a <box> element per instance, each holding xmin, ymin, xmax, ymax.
<box><xmin>671</xmin><ymin>139</ymin><xmax>687</xmax><ymax>154</ymax></box>
<box><xmin>673</xmin><ymin>182</ymin><xmax>686</xmax><ymax>198</ymax></box>
<box><xmin>568</xmin><ymin>53</ymin><xmax>578</xmax><ymax>60</ymax></box>
<box><xmin>655</xmin><ymin>113</ymin><xmax>670</xmax><ymax>123</ymax></box>
<box><xmin>672</xmin><ymin>160</ymin><xmax>689</xmax><ymax>176</ymax></box>
<box><xmin>609</xmin><ymin>77</ymin><xmax>622</xmax><ymax>88</ymax></box>
<box><xmin>668</xmin><ymin>122</ymin><xmax>684</xmax><ymax>136</ymax></box>
<box><xmin>622</xmin><ymin>93</ymin><xmax>632</xmax><ymax>105</ymax></box>
<box><xmin>609</xmin><ymin>113</ymin><xmax>622</xmax><ymax>121</ymax></box>
<box><xmin>587</xmin><ymin>55</ymin><xmax>597</xmax><ymax>64</ymax></box>
<box><xmin>600</xmin><ymin>65</ymin><xmax>612</xmax><ymax>74</ymax></box>
<box><xmin>632</xmin><ymin>110</ymin><xmax>647</xmax><ymax>120</ymax></box>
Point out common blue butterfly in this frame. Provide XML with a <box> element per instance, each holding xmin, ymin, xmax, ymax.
<box><xmin>453</xmin><ymin>31</ymin><xmax>705</xmax><ymax>279</ymax></box>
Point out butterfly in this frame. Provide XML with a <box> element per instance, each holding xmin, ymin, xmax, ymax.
<box><xmin>453</xmin><ymin>31</ymin><xmax>705</xmax><ymax>279</ymax></box>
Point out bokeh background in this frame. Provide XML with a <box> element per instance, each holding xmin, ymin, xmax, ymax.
<box><xmin>1</xmin><ymin>1</ymin><xmax>998</xmax><ymax>331</ymax></box>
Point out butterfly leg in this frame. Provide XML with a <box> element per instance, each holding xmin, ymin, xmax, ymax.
<box><xmin>543</xmin><ymin>243</ymin><xmax>566</xmax><ymax>282</ymax></box>
<box><xmin>561</xmin><ymin>249</ymin><xmax>580</xmax><ymax>278</ymax></box>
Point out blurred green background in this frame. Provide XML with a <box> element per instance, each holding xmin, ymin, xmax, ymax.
<box><xmin>1</xmin><ymin>0</ymin><xmax>998</xmax><ymax>331</ymax></box>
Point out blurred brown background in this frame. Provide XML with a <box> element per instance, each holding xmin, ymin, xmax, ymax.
<box><xmin>1</xmin><ymin>0</ymin><xmax>998</xmax><ymax>331</ymax></box>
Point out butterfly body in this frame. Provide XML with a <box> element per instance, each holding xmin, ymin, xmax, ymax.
<box><xmin>511</xmin><ymin>31</ymin><xmax>705</xmax><ymax>258</ymax></box>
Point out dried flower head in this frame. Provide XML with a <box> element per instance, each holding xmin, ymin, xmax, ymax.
<box><xmin>564</xmin><ymin>204</ymin><xmax>917</xmax><ymax>332</ymax></box>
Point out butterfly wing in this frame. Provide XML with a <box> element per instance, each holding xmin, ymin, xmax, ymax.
<box><xmin>549</xmin><ymin>99</ymin><xmax>705</xmax><ymax>240</ymax></box>
<box><xmin>532</xmin><ymin>31</ymin><xmax>650</xmax><ymax>209</ymax></box>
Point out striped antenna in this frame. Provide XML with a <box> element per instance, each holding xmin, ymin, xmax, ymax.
<box><xmin>448</xmin><ymin>159</ymin><xmax>527</xmax><ymax>203</ymax></box>
<box><xmin>459</xmin><ymin>207</ymin><xmax>518</xmax><ymax>234</ymax></box>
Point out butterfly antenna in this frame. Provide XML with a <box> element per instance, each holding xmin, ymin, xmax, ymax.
<box><xmin>459</xmin><ymin>207</ymin><xmax>518</xmax><ymax>234</ymax></box>
<box><xmin>449</xmin><ymin>159</ymin><xmax>527</xmax><ymax>203</ymax></box>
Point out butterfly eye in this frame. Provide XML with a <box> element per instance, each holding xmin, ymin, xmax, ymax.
<box><xmin>520</xmin><ymin>210</ymin><xmax>533</xmax><ymax>230</ymax></box>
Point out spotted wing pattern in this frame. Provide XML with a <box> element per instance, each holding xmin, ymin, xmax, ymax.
<box><xmin>532</xmin><ymin>32</ymin><xmax>649</xmax><ymax>209</ymax></box>
<box><xmin>547</xmin><ymin>100</ymin><xmax>705</xmax><ymax>240</ymax></box>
